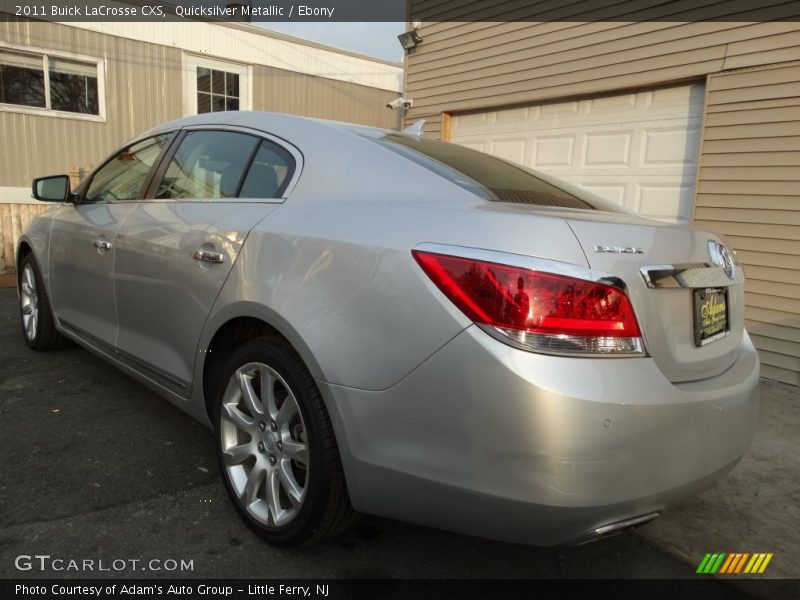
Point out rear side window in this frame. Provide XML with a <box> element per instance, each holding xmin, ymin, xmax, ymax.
<box><xmin>239</xmin><ymin>140</ymin><xmax>295</xmax><ymax>198</ymax></box>
<box><xmin>372</xmin><ymin>133</ymin><xmax>597</xmax><ymax>210</ymax></box>
<box><xmin>155</xmin><ymin>130</ymin><xmax>259</xmax><ymax>200</ymax></box>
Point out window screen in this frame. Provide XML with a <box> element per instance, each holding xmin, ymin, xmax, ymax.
<box><xmin>49</xmin><ymin>57</ymin><xmax>99</xmax><ymax>115</ymax></box>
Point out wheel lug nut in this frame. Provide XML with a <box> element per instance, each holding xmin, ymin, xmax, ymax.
<box><xmin>269</xmin><ymin>455</ymin><xmax>276</xmax><ymax>465</ymax></box>
<box><xmin>257</xmin><ymin>442</ymin><xmax>265</xmax><ymax>452</ymax></box>
<box><xmin>276</xmin><ymin>442</ymin><xmax>282</xmax><ymax>452</ymax></box>
<box><xmin>270</xmin><ymin>421</ymin><xmax>277</xmax><ymax>431</ymax></box>
<box><xmin>258</xmin><ymin>422</ymin><xmax>266</xmax><ymax>431</ymax></box>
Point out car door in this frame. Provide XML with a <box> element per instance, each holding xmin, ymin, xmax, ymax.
<box><xmin>48</xmin><ymin>133</ymin><xmax>175</xmax><ymax>349</ymax></box>
<box><xmin>113</xmin><ymin>128</ymin><xmax>297</xmax><ymax>397</ymax></box>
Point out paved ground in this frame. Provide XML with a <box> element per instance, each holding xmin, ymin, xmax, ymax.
<box><xmin>0</xmin><ymin>288</ymin><xmax>796</xmax><ymax>593</ymax></box>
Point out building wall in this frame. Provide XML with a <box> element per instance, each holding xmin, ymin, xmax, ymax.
<box><xmin>1</xmin><ymin>18</ymin><xmax>185</xmax><ymax>188</ymax></box>
<box><xmin>694</xmin><ymin>62</ymin><xmax>800</xmax><ymax>385</ymax></box>
<box><xmin>404</xmin><ymin>7</ymin><xmax>800</xmax><ymax>384</ymax></box>
<box><xmin>405</xmin><ymin>18</ymin><xmax>800</xmax><ymax>138</ymax></box>
<box><xmin>251</xmin><ymin>64</ymin><xmax>399</xmax><ymax>126</ymax></box>
<box><xmin>0</xmin><ymin>18</ymin><xmax>400</xmax><ymax>190</ymax></box>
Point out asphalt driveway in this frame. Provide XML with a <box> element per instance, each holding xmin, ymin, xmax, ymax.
<box><xmin>0</xmin><ymin>288</ymin><xmax>796</xmax><ymax>592</ymax></box>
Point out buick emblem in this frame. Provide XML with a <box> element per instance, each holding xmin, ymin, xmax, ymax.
<box><xmin>708</xmin><ymin>241</ymin><xmax>736</xmax><ymax>279</ymax></box>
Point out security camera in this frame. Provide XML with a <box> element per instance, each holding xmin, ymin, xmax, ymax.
<box><xmin>387</xmin><ymin>97</ymin><xmax>414</xmax><ymax>110</ymax></box>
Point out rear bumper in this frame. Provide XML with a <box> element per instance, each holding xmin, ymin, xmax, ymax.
<box><xmin>322</xmin><ymin>326</ymin><xmax>760</xmax><ymax>545</ymax></box>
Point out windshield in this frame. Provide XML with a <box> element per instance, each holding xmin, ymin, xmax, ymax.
<box><xmin>370</xmin><ymin>132</ymin><xmax>616</xmax><ymax>211</ymax></box>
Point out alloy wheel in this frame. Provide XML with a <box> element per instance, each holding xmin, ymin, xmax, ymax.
<box><xmin>219</xmin><ymin>362</ymin><xmax>309</xmax><ymax>527</ymax></box>
<box><xmin>20</xmin><ymin>263</ymin><xmax>38</xmax><ymax>342</ymax></box>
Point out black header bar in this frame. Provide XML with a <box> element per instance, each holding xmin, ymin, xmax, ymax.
<box><xmin>2</xmin><ymin>0</ymin><xmax>799</xmax><ymax>23</ymax></box>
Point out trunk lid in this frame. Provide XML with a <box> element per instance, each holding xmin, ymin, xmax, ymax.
<box><xmin>566</xmin><ymin>214</ymin><xmax>744</xmax><ymax>383</ymax></box>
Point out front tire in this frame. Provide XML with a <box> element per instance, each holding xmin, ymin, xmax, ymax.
<box><xmin>18</xmin><ymin>254</ymin><xmax>72</xmax><ymax>351</ymax></box>
<box><xmin>213</xmin><ymin>338</ymin><xmax>355</xmax><ymax>546</ymax></box>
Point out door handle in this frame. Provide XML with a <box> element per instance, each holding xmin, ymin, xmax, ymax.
<box><xmin>93</xmin><ymin>238</ymin><xmax>112</xmax><ymax>251</ymax></box>
<box><xmin>192</xmin><ymin>249</ymin><xmax>225</xmax><ymax>264</ymax></box>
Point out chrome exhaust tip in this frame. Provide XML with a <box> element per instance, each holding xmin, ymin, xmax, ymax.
<box><xmin>572</xmin><ymin>512</ymin><xmax>661</xmax><ymax>545</ymax></box>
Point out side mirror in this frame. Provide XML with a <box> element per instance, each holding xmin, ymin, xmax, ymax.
<box><xmin>32</xmin><ymin>175</ymin><xmax>73</xmax><ymax>202</ymax></box>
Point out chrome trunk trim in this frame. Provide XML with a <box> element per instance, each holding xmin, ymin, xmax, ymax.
<box><xmin>639</xmin><ymin>263</ymin><xmax>733</xmax><ymax>289</ymax></box>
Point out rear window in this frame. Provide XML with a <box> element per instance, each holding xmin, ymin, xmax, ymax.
<box><xmin>370</xmin><ymin>133</ymin><xmax>598</xmax><ymax>210</ymax></box>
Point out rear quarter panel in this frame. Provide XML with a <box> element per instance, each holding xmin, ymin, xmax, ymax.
<box><xmin>200</xmin><ymin>202</ymin><xmax>590</xmax><ymax>391</ymax></box>
<box><xmin>196</xmin><ymin>124</ymin><xmax>592</xmax><ymax>392</ymax></box>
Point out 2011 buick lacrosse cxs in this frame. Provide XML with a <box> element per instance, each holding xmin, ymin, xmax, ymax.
<box><xmin>17</xmin><ymin>111</ymin><xmax>758</xmax><ymax>547</ymax></box>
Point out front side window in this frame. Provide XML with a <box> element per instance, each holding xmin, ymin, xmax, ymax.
<box><xmin>85</xmin><ymin>135</ymin><xmax>172</xmax><ymax>203</ymax></box>
<box><xmin>196</xmin><ymin>67</ymin><xmax>239</xmax><ymax>113</ymax></box>
<box><xmin>155</xmin><ymin>131</ymin><xmax>259</xmax><ymax>200</ymax></box>
<box><xmin>0</xmin><ymin>49</ymin><xmax>100</xmax><ymax>116</ymax></box>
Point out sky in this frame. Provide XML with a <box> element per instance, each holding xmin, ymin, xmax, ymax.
<box><xmin>257</xmin><ymin>22</ymin><xmax>406</xmax><ymax>63</ymax></box>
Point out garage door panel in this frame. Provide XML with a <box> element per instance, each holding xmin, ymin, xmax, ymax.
<box><xmin>642</xmin><ymin>127</ymin><xmax>701</xmax><ymax>166</ymax></box>
<box><xmin>490</xmin><ymin>138</ymin><xmax>527</xmax><ymax>164</ymax></box>
<box><xmin>534</xmin><ymin>136</ymin><xmax>574</xmax><ymax>166</ymax></box>
<box><xmin>583</xmin><ymin>131</ymin><xmax>633</xmax><ymax>167</ymax></box>
<box><xmin>579</xmin><ymin>184</ymin><xmax>627</xmax><ymax>207</ymax></box>
<box><xmin>637</xmin><ymin>183</ymin><xmax>694</xmax><ymax>222</ymax></box>
<box><xmin>451</xmin><ymin>83</ymin><xmax>704</xmax><ymax>223</ymax></box>
<box><xmin>586</xmin><ymin>92</ymin><xmax>637</xmax><ymax>114</ymax></box>
<box><xmin>459</xmin><ymin>141</ymin><xmax>486</xmax><ymax>153</ymax></box>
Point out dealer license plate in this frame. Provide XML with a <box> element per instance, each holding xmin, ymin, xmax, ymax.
<box><xmin>693</xmin><ymin>287</ymin><xmax>729</xmax><ymax>347</ymax></box>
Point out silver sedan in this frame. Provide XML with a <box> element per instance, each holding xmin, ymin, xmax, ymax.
<box><xmin>18</xmin><ymin>111</ymin><xmax>759</xmax><ymax>546</ymax></box>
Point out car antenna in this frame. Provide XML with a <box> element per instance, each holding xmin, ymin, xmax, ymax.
<box><xmin>403</xmin><ymin>119</ymin><xmax>425</xmax><ymax>138</ymax></box>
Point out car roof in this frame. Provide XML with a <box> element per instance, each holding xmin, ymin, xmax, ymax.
<box><xmin>143</xmin><ymin>110</ymin><xmax>391</xmax><ymax>142</ymax></box>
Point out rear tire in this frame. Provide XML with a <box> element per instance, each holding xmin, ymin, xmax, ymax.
<box><xmin>213</xmin><ymin>337</ymin><xmax>355</xmax><ymax>546</ymax></box>
<box><xmin>18</xmin><ymin>254</ymin><xmax>73</xmax><ymax>351</ymax></box>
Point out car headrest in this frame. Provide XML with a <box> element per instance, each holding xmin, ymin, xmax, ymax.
<box><xmin>240</xmin><ymin>163</ymin><xmax>279</xmax><ymax>198</ymax></box>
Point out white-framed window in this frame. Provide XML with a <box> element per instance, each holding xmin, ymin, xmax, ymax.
<box><xmin>0</xmin><ymin>44</ymin><xmax>106</xmax><ymax>120</ymax></box>
<box><xmin>183</xmin><ymin>54</ymin><xmax>252</xmax><ymax>116</ymax></box>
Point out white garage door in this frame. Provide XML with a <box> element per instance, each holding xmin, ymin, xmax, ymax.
<box><xmin>450</xmin><ymin>83</ymin><xmax>705</xmax><ymax>223</ymax></box>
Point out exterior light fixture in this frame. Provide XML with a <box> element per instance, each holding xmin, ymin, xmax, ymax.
<box><xmin>398</xmin><ymin>27</ymin><xmax>423</xmax><ymax>51</ymax></box>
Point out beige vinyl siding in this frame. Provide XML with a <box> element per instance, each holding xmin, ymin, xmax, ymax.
<box><xmin>410</xmin><ymin>0</ymin><xmax>799</xmax><ymax>23</ymax></box>
<box><xmin>694</xmin><ymin>62</ymin><xmax>800</xmax><ymax>386</ymax></box>
<box><xmin>405</xmin><ymin>18</ymin><xmax>800</xmax><ymax>135</ymax></box>
<box><xmin>251</xmin><ymin>65</ymin><xmax>398</xmax><ymax>128</ymax></box>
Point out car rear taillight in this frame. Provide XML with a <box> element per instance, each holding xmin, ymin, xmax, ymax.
<box><xmin>412</xmin><ymin>250</ymin><xmax>643</xmax><ymax>356</ymax></box>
